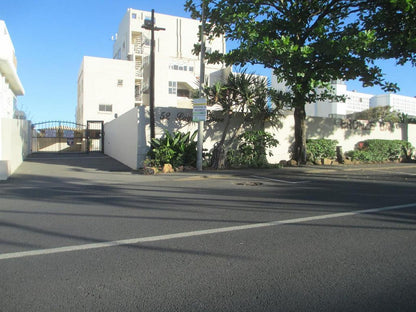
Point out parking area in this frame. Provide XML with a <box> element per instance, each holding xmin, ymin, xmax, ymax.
<box><xmin>1</xmin><ymin>154</ymin><xmax>416</xmax><ymax>311</ymax></box>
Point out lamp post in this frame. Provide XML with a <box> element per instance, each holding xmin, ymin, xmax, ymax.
<box><xmin>196</xmin><ymin>1</ymin><xmax>206</xmax><ymax>171</ymax></box>
<box><xmin>142</xmin><ymin>9</ymin><xmax>165</xmax><ymax>140</ymax></box>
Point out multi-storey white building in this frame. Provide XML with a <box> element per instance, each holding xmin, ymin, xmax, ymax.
<box><xmin>77</xmin><ymin>56</ymin><xmax>135</xmax><ymax>125</ymax></box>
<box><xmin>0</xmin><ymin>20</ymin><xmax>25</xmax><ymax>119</ymax></box>
<box><xmin>306</xmin><ymin>80</ymin><xmax>373</xmax><ymax>118</ymax></box>
<box><xmin>77</xmin><ymin>9</ymin><xmax>226</xmax><ymax>125</ymax></box>
<box><xmin>272</xmin><ymin>76</ymin><xmax>415</xmax><ymax>118</ymax></box>
<box><xmin>370</xmin><ymin>94</ymin><xmax>416</xmax><ymax>117</ymax></box>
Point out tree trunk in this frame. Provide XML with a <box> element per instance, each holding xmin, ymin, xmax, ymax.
<box><xmin>294</xmin><ymin>105</ymin><xmax>307</xmax><ymax>164</ymax></box>
<box><xmin>211</xmin><ymin>112</ymin><xmax>231</xmax><ymax>169</ymax></box>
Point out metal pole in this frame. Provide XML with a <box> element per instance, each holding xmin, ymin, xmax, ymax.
<box><xmin>196</xmin><ymin>2</ymin><xmax>206</xmax><ymax>171</ymax></box>
<box><xmin>149</xmin><ymin>9</ymin><xmax>156</xmax><ymax>140</ymax></box>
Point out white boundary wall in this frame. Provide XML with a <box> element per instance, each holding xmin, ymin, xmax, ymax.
<box><xmin>267</xmin><ymin>114</ymin><xmax>416</xmax><ymax>163</ymax></box>
<box><xmin>104</xmin><ymin>108</ymin><xmax>416</xmax><ymax>169</ymax></box>
<box><xmin>104</xmin><ymin>108</ymin><xmax>142</xmax><ymax>169</ymax></box>
<box><xmin>0</xmin><ymin>118</ymin><xmax>31</xmax><ymax>180</ymax></box>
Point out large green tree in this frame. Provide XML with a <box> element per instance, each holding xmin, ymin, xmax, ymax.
<box><xmin>185</xmin><ymin>0</ymin><xmax>416</xmax><ymax>163</ymax></box>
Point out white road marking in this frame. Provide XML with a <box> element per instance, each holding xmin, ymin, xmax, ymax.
<box><xmin>1</xmin><ymin>202</ymin><xmax>415</xmax><ymax>261</ymax></box>
<box><xmin>251</xmin><ymin>175</ymin><xmax>310</xmax><ymax>184</ymax></box>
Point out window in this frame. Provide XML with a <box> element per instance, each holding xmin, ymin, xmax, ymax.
<box><xmin>99</xmin><ymin>104</ymin><xmax>112</xmax><ymax>112</ymax></box>
<box><xmin>168</xmin><ymin>81</ymin><xmax>177</xmax><ymax>95</ymax></box>
<box><xmin>169</xmin><ymin>64</ymin><xmax>194</xmax><ymax>72</ymax></box>
<box><xmin>117</xmin><ymin>79</ymin><xmax>123</xmax><ymax>87</ymax></box>
<box><xmin>177</xmin><ymin>89</ymin><xmax>190</xmax><ymax>98</ymax></box>
<box><xmin>132</xmin><ymin>13</ymin><xmax>137</xmax><ymax>19</ymax></box>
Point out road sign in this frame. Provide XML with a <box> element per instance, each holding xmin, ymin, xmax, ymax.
<box><xmin>193</xmin><ymin>98</ymin><xmax>207</xmax><ymax>122</ymax></box>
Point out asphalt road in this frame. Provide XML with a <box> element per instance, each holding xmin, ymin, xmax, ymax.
<box><xmin>1</xmin><ymin>154</ymin><xmax>416</xmax><ymax>311</ymax></box>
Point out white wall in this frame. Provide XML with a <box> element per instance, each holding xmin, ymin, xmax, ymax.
<box><xmin>0</xmin><ymin>118</ymin><xmax>31</xmax><ymax>180</ymax></box>
<box><xmin>267</xmin><ymin>114</ymin><xmax>414</xmax><ymax>163</ymax></box>
<box><xmin>105</xmin><ymin>107</ymin><xmax>416</xmax><ymax>169</ymax></box>
<box><xmin>104</xmin><ymin>108</ymin><xmax>141</xmax><ymax>169</ymax></box>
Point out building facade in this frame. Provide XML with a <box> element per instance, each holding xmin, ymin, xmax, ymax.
<box><xmin>0</xmin><ymin>20</ymin><xmax>25</xmax><ymax>119</ymax></box>
<box><xmin>77</xmin><ymin>56</ymin><xmax>135</xmax><ymax>125</ymax></box>
<box><xmin>370</xmin><ymin>94</ymin><xmax>416</xmax><ymax>117</ymax></box>
<box><xmin>305</xmin><ymin>80</ymin><xmax>373</xmax><ymax>118</ymax></box>
<box><xmin>77</xmin><ymin>9</ymin><xmax>226</xmax><ymax>125</ymax></box>
<box><xmin>272</xmin><ymin>76</ymin><xmax>416</xmax><ymax>118</ymax></box>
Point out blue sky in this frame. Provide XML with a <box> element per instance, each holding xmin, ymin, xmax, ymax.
<box><xmin>1</xmin><ymin>0</ymin><xmax>414</xmax><ymax>123</ymax></box>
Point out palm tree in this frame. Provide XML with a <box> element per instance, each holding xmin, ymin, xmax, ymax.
<box><xmin>204</xmin><ymin>71</ymin><xmax>283</xmax><ymax>168</ymax></box>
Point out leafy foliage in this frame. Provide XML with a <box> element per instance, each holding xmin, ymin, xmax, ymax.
<box><xmin>185</xmin><ymin>0</ymin><xmax>416</xmax><ymax>163</ymax></box>
<box><xmin>226</xmin><ymin>130</ymin><xmax>279</xmax><ymax>168</ymax></box>
<box><xmin>362</xmin><ymin>0</ymin><xmax>416</xmax><ymax>66</ymax></box>
<box><xmin>204</xmin><ymin>71</ymin><xmax>283</xmax><ymax>169</ymax></box>
<box><xmin>147</xmin><ymin>130</ymin><xmax>197</xmax><ymax>167</ymax></box>
<box><xmin>347</xmin><ymin>106</ymin><xmax>401</xmax><ymax>123</ymax></box>
<box><xmin>346</xmin><ymin>139</ymin><xmax>414</xmax><ymax>162</ymax></box>
<box><xmin>306</xmin><ymin>139</ymin><xmax>338</xmax><ymax>163</ymax></box>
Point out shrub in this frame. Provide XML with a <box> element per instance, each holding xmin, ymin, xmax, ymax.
<box><xmin>306</xmin><ymin>139</ymin><xmax>338</xmax><ymax>162</ymax></box>
<box><xmin>346</xmin><ymin>139</ymin><xmax>414</xmax><ymax>162</ymax></box>
<box><xmin>148</xmin><ymin>130</ymin><xmax>197</xmax><ymax>167</ymax></box>
<box><xmin>226</xmin><ymin>130</ymin><xmax>279</xmax><ymax>168</ymax></box>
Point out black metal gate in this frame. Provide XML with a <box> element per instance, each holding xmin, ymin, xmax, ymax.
<box><xmin>87</xmin><ymin>121</ymin><xmax>104</xmax><ymax>153</ymax></box>
<box><xmin>31</xmin><ymin>121</ymin><xmax>104</xmax><ymax>153</ymax></box>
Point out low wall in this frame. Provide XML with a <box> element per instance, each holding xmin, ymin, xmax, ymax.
<box><xmin>104</xmin><ymin>107</ymin><xmax>141</xmax><ymax>169</ymax></box>
<box><xmin>105</xmin><ymin>107</ymin><xmax>416</xmax><ymax>169</ymax></box>
<box><xmin>0</xmin><ymin>118</ymin><xmax>31</xmax><ymax>180</ymax></box>
<box><xmin>267</xmin><ymin>114</ymin><xmax>414</xmax><ymax>163</ymax></box>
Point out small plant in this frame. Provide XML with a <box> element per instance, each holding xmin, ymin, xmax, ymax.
<box><xmin>226</xmin><ymin>130</ymin><xmax>279</xmax><ymax>168</ymax></box>
<box><xmin>306</xmin><ymin>139</ymin><xmax>338</xmax><ymax>163</ymax></box>
<box><xmin>346</xmin><ymin>139</ymin><xmax>414</xmax><ymax>162</ymax></box>
<box><xmin>148</xmin><ymin>130</ymin><xmax>197</xmax><ymax>167</ymax></box>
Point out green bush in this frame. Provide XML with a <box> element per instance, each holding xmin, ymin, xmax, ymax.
<box><xmin>306</xmin><ymin>139</ymin><xmax>338</xmax><ymax>162</ymax></box>
<box><xmin>226</xmin><ymin>130</ymin><xmax>279</xmax><ymax>168</ymax></box>
<box><xmin>147</xmin><ymin>130</ymin><xmax>197</xmax><ymax>167</ymax></box>
<box><xmin>346</xmin><ymin>139</ymin><xmax>413</xmax><ymax>162</ymax></box>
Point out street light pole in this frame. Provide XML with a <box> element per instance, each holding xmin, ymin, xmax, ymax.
<box><xmin>196</xmin><ymin>2</ymin><xmax>206</xmax><ymax>171</ymax></box>
<box><xmin>142</xmin><ymin>9</ymin><xmax>165</xmax><ymax>140</ymax></box>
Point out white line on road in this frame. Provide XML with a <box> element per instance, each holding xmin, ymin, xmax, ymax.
<box><xmin>1</xmin><ymin>202</ymin><xmax>415</xmax><ymax>261</ymax></box>
<box><xmin>251</xmin><ymin>175</ymin><xmax>310</xmax><ymax>184</ymax></box>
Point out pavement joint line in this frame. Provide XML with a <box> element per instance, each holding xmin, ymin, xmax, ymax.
<box><xmin>251</xmin><ymin>175</ymin><xmax>310</xmax><ymax>184</ymax></box>
<box><xmin>28</xmin><ymin>156</ymin><xmax>110</xmax><ymax>160</ymax></box>
<box><xmin>342</xmin><ymin>164</ymin><xmax>416</xmax><ymax>172</ymax></box>
<box><xmin>0</xmin><ymin>202</ymin><xmax>415</xmax><ymax>261</ymax></box>
<box><xmin>370</xmin><ymin>169</ymin><xmax>416</xmax><ymax>176</ymax></box>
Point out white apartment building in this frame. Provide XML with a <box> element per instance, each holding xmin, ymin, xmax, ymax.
<box><xmin>77</xmin><ymin>56</ymin><xmax>135</xmax><ymax>125</ymax></box>
<box><xmin>0</xmin><ymin>20</ymin><xmax>25</xmax><ymax>119</ymax></box>
<box><xmin>77</xmin><ymin>9</ymin><xmax>226</xmax><ymax>125</ymax></box>
<box><xmin>272</xmin><ymin>76</ymin><xmax>415</xmax><ymax>118</ymax></box>
<box><xmin>370</xmin><ymin>94</ymin><xmax>416</xmax><ymax>117</ymax></box>
<box><xmin>304</xmin><ymin>80</ymin><xmax>372</xmax><ymax>118</ymax></box>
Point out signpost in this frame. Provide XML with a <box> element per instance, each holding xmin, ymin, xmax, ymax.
<box><xmin>193</xmin><ymin>98</ymin><xmax>207</xmax><ymax>122</ymax></box>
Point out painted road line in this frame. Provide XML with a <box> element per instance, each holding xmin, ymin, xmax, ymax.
<box><xmin>1</xmin><ymin>202</ymin><xmax>415</xmax><ymax>261</ymax></box>
<box><xmin>251</xmin><ymin>175</ymin><xmax>310</xmax><ymax>184</ymax></box>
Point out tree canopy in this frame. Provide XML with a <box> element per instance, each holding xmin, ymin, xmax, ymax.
<box><xmin>185</xmin><ymin>0</ymin><xmax>416</xmax><ymax>163</ymax></box>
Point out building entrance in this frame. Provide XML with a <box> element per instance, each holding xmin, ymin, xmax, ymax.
<box><xmin>31</xmin><ymin>121</ymin><xmax>104</xmax><ymax>153</ymax></box>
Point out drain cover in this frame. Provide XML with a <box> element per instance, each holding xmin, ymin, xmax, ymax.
<box><xmin>235</xmin><ymin>181</ymin><xmax>263</xmax><ymax>186</ymax></box>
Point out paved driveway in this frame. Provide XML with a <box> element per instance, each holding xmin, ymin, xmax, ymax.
<box><xmin>1</xmin><ymin>154</ymin><xmax>416</xmax><ymax>311</ymax></box>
